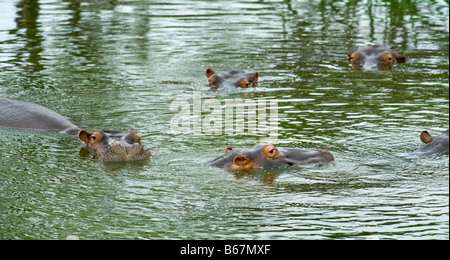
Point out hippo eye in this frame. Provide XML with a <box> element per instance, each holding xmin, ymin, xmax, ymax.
<box><xmin>263</xmin><ymin>145</ymin><xmax>279</xmax><ymax>159</ymax></box>
<box><xmin>238</xmin><ymin>78</ymin><xmax>251</xmax><ymax>88</ymax></box>
<box><xmin>90</xmin><ymin>132</ymin><xmax>104</xmax><ymax>144</ymax></box>
<box><xmin>91</xmin><ymin>135</ymin><xmax>100</xmax><ymax>144</ymax></box>
<box><xmin>268</xmin><ymin>148</ymin><xmax>278</xmax><ymax>157</ymax></box>
<box><xmin>208</xmin><ymin>75</ymin><xmax>216</xmax><ymax>86</ymax></box>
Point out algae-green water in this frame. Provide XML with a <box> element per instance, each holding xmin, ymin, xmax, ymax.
<box><xmin>0</xmin><ymin>0</ymin><xmax>448</xmax><ymax>239</ymax></box>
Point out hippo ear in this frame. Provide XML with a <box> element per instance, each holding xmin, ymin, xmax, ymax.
<box><xmin>250</xmin><ymin>72</ymin><xmax>258</xmax><ymax>85</ymax></box>
<box><xmin>420</xmin><ymin>131</ymin><xmax>433</xmax><ymax>144</ymax></box>
<box><xmin>348</xmin><ymin>52</ymin><xmax>359</xmax><ymax>63</ymax></box>
<box><xmin>128</xmin><ymin>128</ymin><xmax>141</xmax><ymax>144</ymax></box>
<box><xmin>224</xmin><ymin>147</ymin><xmax>233</xmax><ymax>154</ymax></box>
<box><xmin>206</xmin><ymin>68</ymin><xmax>215</xmax><ymax>78</ymax></box>
<box><xmin>78</xmin><ymin>130</ymin><xmax>91</xmax><ymax>143</ymax></box>
<box><xmin>348</xmin><ymin>53</ymin><xmax>353</xmax><ymax>61</ymax></box>
<box><xmin>396</xmin><ymin>55</ymin><xmax>406</xmax><ymax>63</ymax></box>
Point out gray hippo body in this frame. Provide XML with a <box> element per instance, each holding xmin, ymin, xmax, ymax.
<box><xmin>412</xmin><ymin>130</ymin><xmax>449</xmax><ymax>157</ymax></box>
<box><xmin>207</xmin><ymin>144</ymin><xmax>334</xmax><ymax>170</ymax></box>
<box><xmin>0</xmin><ymin>97</ymin><xmax>151</xmax><ymax>162</ymax></box>
<box><xmin>0</xmin><ymin>96</ymin><xmax>79</xmax><ymax>134</ymax></box>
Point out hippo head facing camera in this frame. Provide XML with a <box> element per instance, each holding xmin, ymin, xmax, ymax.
<box><xmin>78</xmin><ymin>129</ymin><xmax>152</xmax><ymax>162</ymax></box>
<box><xmin>206</xmin><ymin>68</ymin><xmax>258</xmax><ymax>88</ymax></box>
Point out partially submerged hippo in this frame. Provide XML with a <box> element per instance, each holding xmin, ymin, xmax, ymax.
<box><xmin>412</xmin><ymin>129</ymin><xmax>449</xmax><ymax>156</ymax></box>
<box><xmin>0</xmin><ymin>96</ymin><xmax>151</xmax><ymax>162</ymax></box>
<box><xmin>206</xmin><ymin>144</ymin><xmax>334</xmax><ymax>170</ymax></box>
<box><xmin>348</xmin><ymin>45</ymin><xmax>406</xmax><ymax>67</ymax></box>
<box><xmin>206</xmin><ymin>68</ymin><xmax>258</xmax><ymax>88</ymax></box>
<box><xmin>78</xmin><ymin>129</ymin><xmax>151</xmax><ymax>162</ymax></box>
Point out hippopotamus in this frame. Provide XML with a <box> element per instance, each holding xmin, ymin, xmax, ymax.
<box><xmin>412</xmin><ymin>129</ymin><xmax>449</xmax><ymax>156</ymax></box>
<box><xmin>348</xmin><ymin>45</ymin><xmax>406</xmax><ymax>67</ymax></box>
<box><xmin>0</xmin><ymin>96</ymin><xmax>151</xmax><ymax>162</ymax></box>
<box><xmin>206</xmin><ymin>68</ymin><xmax>258</xmax><ymax>88</ymax></box>
<box><xmin>206</xmin><ymin>144</ymin><xmax>334</xmax><ymax>170</ymax></box>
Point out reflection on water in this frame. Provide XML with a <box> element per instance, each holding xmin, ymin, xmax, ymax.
<box><xmin>0</xmin><ymin>0</ymin><xmax>448</xmax><ymax>239</ymax></box>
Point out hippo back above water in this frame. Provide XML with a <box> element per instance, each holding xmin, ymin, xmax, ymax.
<box><xmin>0</xmin><ymin>96</ymin><xmax>79</xmax><ymax>134</ymax></box>
<box><xmin>207</xmin><ymin>144</ymin><xmax>334</xmax><ymax>170</ymax></box>
<box><xmin>0</xmin><ymin>96</ymin><xmax>151</xmax><ymax>162</ymax></box>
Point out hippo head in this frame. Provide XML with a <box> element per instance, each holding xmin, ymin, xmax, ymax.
<box><xmin>413</xmin><ymin>129</ymin><xmax>449</xmax><ymax>156</ymax></box>
<box><xmin>78</xmin><ymin>129</ymin><xmax>151</xmax><ymax>162</ymax></box>
<box><xmin>348</xmin><ymin>45</ymin><xmax>406</xmax><ymax>67</ymax></box>
<box><xmin>207</xmin><ymin>144</ymin><xmax>334</xmax><ymax>170</ymax></box>
<box><xmin>349</xmin><ymin>51</ymin><xmax>400</xmax><ymax>65</ymax></box>
<box><xmin>206</xmin><ymin>68</ymin><xmax>258</xmax><ymax>88</ymax></box>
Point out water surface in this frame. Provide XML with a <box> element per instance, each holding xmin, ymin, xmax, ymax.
<box><xmin>0</xmin><ymin>0</ymin><xmax>448</xmax><ymax>239</ymax></box>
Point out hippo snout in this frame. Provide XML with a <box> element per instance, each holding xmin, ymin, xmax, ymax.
<box><xmin>96</xmin><ymin>143</ymin><xmax>152</xmax><ymax>162</ymax></box>
<box><xmin>318</xmin><ymin>149</ymin><xmax>334</xmax><ymax>163</ymax></box>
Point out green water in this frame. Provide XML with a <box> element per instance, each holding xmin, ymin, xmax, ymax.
<box><xmin>0</xmin><ymin>0</ymin><xmax>448</xmax><ymax>239</ymax></box>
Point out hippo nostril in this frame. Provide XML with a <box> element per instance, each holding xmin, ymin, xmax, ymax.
<box><xmin>233</xmin><ymin>154</ymin><xmax>250</xmax><ymax>166</ymax></box>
